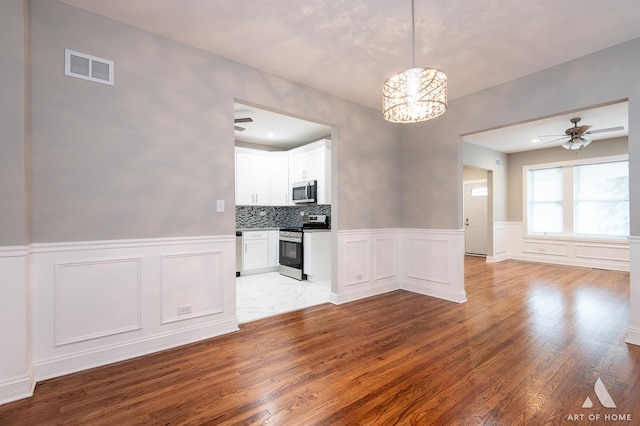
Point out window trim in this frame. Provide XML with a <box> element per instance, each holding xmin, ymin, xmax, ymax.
<box><xmin>522</xmin><ymin>154</ymin><xmax>629</xmax><ymax>239</ymax></box>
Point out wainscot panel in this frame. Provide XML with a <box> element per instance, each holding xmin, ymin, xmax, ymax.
<box><xmin>506</xmin><ymin>222</ymin><xmax>630</xmax><ymax>271</ymax></box>
<box><xmin>30</xmin><ymin>236</ymin><xmax>238</xmax><ymax>382</ymax></box>
<box><xmin>333</xmin><ymin>230</ymin><xmax>399</xmax><ymax>304</ymax></box>
<box><xmin>399</xmin><ymin>229</ymin><xmax>466</xmax><ymax>303</ymax></box>
<box><xmin>0</xmin><ymin>246</ymin><xmax>34</xmax><ymax>405</ymax></box>
<box><xmin>627</xmin><ymin>236</ymin><xmax>640</xmax><ymax>347</ymax></box>
<box><xmin>487</xmin><ymin>222</ymin><xmax>508</xmax><ymax>263</ymax></box>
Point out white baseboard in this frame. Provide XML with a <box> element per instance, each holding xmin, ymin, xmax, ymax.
<box><xmin>0</xmin><ymin>371</ymin><xmax>35</xmax><ymax>406</ymax></box>
<box><xmin>626</xmin><ymin>327</ymin><xmax>640</xmax><ymax>347</ymax></box>
<box><xmin>34</xmin><ymin>318</ymin><xmax>238</xmax><ymax>381</ymax></box>
<box><xmin>330</xmin><ymin>280</ymin><xmax>398</xmax><ymax>305</ymax></box>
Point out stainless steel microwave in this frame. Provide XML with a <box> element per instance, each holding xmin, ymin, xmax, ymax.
<box><xmin>292</xmin><ymin>180</ymin><xmax>317</xmax><ymax>204</ymax></box>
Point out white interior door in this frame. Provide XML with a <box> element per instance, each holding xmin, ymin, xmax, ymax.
<box><xmin>464</xmin><ymin>181</ymin><xmax>488</xmax><ymax>255</ymax></box>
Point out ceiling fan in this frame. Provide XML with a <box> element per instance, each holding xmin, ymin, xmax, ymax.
<box><xmin>541</xmin><ymin>117</ymin><xmax>624</xmax><ymax>150</ymax></box>
<box><xmin>234</xmin><ymin>117</ymin><xmax>253</xmax><ymax>132</ymax></box>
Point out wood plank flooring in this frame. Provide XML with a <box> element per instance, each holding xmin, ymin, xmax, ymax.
<box><xmin>1</xmin><ymin>257</ymin><xmax>638</xmax><ymax>425</ymax></box>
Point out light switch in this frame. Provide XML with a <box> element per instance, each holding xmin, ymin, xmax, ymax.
<box><xmin>216</xmin><ymin>200</ymin><xmax>224</xmax><ymax>212</ymax></box>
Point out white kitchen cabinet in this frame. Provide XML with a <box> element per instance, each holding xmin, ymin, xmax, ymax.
<box><xmin>270</xmin><ymin>154</ymin><xmax>290</xmax><ymax>206</ymax></box>
<box><xmin>235</xmin><ymin>148</ymin><xmax>290</xmax><ymax>206</ymax></box>
<box><xmin>235</xmin><ymin>140</ymin><xmax>330</xmax><ymax>206</ymax></box>
<box><xmin>242</xmin><ymin>230</ymin><xmax>269</xmax><ymax>272</ymax></box>
<box><xmin>303</xmin><ymin>231</ymin><xmax>331</xmax><ymax>282</ymax></box>
<box><xmin>268</xmin><ymin>230</ymin><xmax>279</xmax><ymax>267</ymax></box>
<box><xmin>235</xmin><ymin>150</ymin><xmax>272</xmax><ymax>206</ymax></box>
<box><xmin>290</xmin><ymin>140</ymin><xmax>331</xmax><ymax>204</ymax></box>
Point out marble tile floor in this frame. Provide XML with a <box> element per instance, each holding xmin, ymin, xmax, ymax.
<box><xmin>236</xmin><ymin>272</ymin><xmax>331</xmax><ymax>324</ymax></box>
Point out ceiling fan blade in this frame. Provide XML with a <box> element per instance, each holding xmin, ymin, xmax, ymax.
<box><xmin>586</xmin><ymin>125</ymin><xmax>624</xmax><ymax>135</ymax></box>
<box><xmin>571</xmin><ymin>125</ymin><xmax>592</xmax><ymax>134</ymax></box>
<box><xmin>537</xmin><ymin>134</ymin><xmax>565</xmax><ymax>138</ymax></box>
<box><xmin>234</xmin><ymin>117</ymin><xmax>253</xmax><ymax>123</ymax></box>
<box><xmin>542</xmin><ymin>136</ymin><xmax>569</xmax><ymax>144</ymax></box>
<box><xmin>234</xmin><ymin>125</ymin><xmax>245</xmax><ymax>131</ymax></box>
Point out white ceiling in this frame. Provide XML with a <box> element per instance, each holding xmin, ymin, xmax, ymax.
<box><xmin>58</xmin><ymin>0</ymin><xmax>639</xmax><ymax>150</ymax></box>
<box><xmin>463</xmin><ymin>101</ymin><xmax>629</xmax><ymax>154</ymax></box>
<box><xmin>234</xmin><ymin>103</ymin><xmax>331</xmax><ymax>149</ymax></box>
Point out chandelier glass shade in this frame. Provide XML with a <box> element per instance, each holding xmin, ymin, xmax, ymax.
<box><xmin>382</xmin><ymin>0</ymin><xmax>447</xmax><ymax>123</ymax></box>
<box><xmin>383</xmin><ymin>67</ymin><xmax>447</xmax><ymax>122</ymax></box>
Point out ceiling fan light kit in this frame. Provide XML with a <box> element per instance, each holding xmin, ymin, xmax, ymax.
<box><xmin>383</xmin><ymin>0</ymin><xmax>447</xmax><ymax>123</ymax></box>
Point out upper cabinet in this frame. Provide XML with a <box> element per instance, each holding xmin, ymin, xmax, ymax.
<box><xmin>289</xmin><ymin>140</ymin><xmax>331</xmax><ymax>205</ymax></box>
<box><xmin>235</xmin><ymin>150</ymin><xmax>272</xmax><ymax>206</ymax></box>
<box><xmin>235</xmin><ymin>139</ymin><xmax>331</xmax><ymax>206</ymax></box>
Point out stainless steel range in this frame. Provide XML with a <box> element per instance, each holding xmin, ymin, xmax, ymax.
<box><xmin>278</xmin><ymin>215</ymin><xmax>329</xmax><ymax>280</ymax></box>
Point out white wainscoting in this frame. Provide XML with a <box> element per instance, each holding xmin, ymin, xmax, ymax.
<box><xmin>333</xmin><ymin>229</ymin><xmax>466</xmax><ymax>305</ymax></box>
<box><xmin>399</xmin><ymin>229</ymin><xmax>466</xmax><ymax>303</ymax></box>
<box><xmin>30</xmin><ymin>236</ymin><xmax>237</xmax><ymax>382</ymax></box>
<box><xmin>486</xmin><ymin>222</ymin><xmax>508</xmax><ymax>263</ymax></box>
<box><xmin>0</xmin><ymin>246</ymin><xmax>34</xmax><ymax>405</ymax></box>
<box><xmin>504</xmin><ymin>222</ymin><xmax>630</xmax><ymax>271</ymax></box>
<box><xmin>333</xmin><ymin>229</ymin><xmax>399</xmax><ymax>304</ymax></box>
<box><xmin>627</xmin><ymin>236</ymin><xmax>640</xmax><ymax>347</ymax></box>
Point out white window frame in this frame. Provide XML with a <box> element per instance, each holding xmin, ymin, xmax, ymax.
<box><xmin>522</xmin><ymin>154</ymin><xmax>629</xmax><ymax>239</ymax></box>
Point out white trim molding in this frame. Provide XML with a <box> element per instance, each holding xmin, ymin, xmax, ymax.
<box><xmin>399</xmin><ymin>229</ymin><xmax>467</xmax><ymax>303</ymax></box>
<box><xmin>333</xmin><ymin>228</ymin><xmax>467</xmax><ymax>305</ymax></box>
<box><xmin>0</xmin><ymin>246</ymin><xmax>34</xmax><ymax>405</ymax></box>
<box><xmin>627</xmin><ymin>236</ymin><xmax>640</xmax><ymax>346</ymax></box>
<box><xmin>30</xmin><ymin>235</ymin><xmax>238</xmax><ymax>382</ymax></box>
<box><xmin>505</xmin><ymin>222</ymin><xmax>630</xmax><ymax>271</ymax></box>
<box><xmin>333</xmin><ymin>229</ymin><xmax>399</xmax><ymax>304</ymax></box>
<box><xmin>486</xmin><ymin>221</ymin><xmax>508</xmax><ymax>263</ymax></box>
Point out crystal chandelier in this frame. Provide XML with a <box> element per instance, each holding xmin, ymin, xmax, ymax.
<box><xmin>383</xmin><ymin>0</ymin><xmax>447</xmax><ymax>123</ymax></box>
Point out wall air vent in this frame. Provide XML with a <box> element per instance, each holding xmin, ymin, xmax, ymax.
<box><xmin>64</xmin><ymin>49</ymin><xmax>114</xmax><ymax>86</ymax></box>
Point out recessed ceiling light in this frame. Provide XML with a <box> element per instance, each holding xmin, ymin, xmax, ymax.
<box><xmin>530</xmin><ymin>138</ymin><xmax>540</xmax><ymax>143</ymax></box>
<box><xmin>267</xmin><ymin>132</ymin><xmax>275</xmax><ymax>139</ymax></box>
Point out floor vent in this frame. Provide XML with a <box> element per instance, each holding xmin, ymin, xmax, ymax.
<box><xmin>64</xmin><ymin>49</ymin><xmax>114</xmax><ymax>86</ymax></box>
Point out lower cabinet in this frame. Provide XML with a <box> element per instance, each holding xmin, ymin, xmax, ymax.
<box><xmin>242</xmin><ymin>230</ymin><xmax>279</xmax><ymax>275</ymax></box>
<box><xmin>303</xmin><ymin>231</ymin><xmax>331</xmax><ymax>282</ymax></box>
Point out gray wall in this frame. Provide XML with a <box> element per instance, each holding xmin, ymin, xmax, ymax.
<box><xmin>507</xmin><ymin>136</ymin><xmax>628</xmax><ymax>222</ymax></box>
<box><xmin>0</xmin><ymin>0</ymin><xmax>28</xmax><ymax>245</ymax></box>
<box><xmin>27</xmin><ymin>1</ymin><xmax>400</xmax><ymax>243</ymax></box>
<box><xmin>400</xmin><ymin>38</ymin><xmax>640</xmax><ymax>236</ymax></box>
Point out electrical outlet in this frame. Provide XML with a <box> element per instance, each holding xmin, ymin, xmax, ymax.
<box><xmin>177</xmin><ymin>305</ymin><xmax>192</xmax><ymax>316</ymax></box>
<box><xmin>216</xmin><ymin>200</ymin><xmax>224</xmax><ymax>212</ymax></box>
<box><xmin>259</xmin><ymin>211</ymin><xmax>266</xmax><ymax>216</ymax></box>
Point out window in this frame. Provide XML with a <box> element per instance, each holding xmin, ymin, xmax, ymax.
<box><xmin>525</xmin><ymin>158</ymin><xmax>629</xmax><ymax>238</ymax></box>
<box><xmin>574</xmin><ymin>161</ymin><xmax>629</xmax><ymax>236</ymax></box>
<box><xmin>470</xmin><ymin>187</ymin><xmax>488</xmax><ymax>197</ymax></box>
<box><xmin>527</xmin><ymin>167</ymin><xmax>563</xmax><ymax>234</ymax></box>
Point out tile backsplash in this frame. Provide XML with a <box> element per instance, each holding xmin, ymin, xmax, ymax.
<box><xmin>236</xmin><ymin>205</ymin><xmax>332</xmax><ymax>229</ymax></box>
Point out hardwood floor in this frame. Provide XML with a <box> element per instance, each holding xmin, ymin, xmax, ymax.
<box><xmin>1</xmin><ymin>257</ymin><xmax>638</xmax><ymax>425</ymax></box>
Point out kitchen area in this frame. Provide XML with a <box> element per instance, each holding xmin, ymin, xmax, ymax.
<box><xmin>234</xmin><ymin>103</ymin><xmax>333</xmax><ymax>323</ymax></box>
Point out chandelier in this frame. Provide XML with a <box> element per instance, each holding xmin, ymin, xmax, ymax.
<box><xmin>383</xmin><ymin>0</ymin><xmax>447</xmax><ymax>123</ymax></box>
